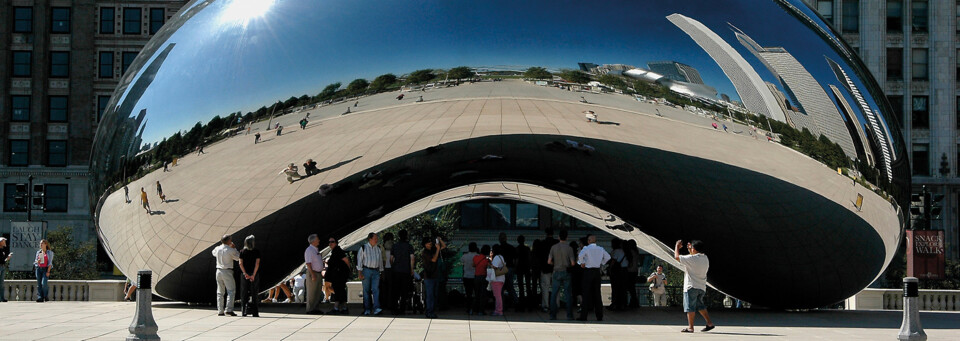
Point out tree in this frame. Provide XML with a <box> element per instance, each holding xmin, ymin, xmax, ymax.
<box><xmin>380</xmin><ymin>205</ymin><xmax>459</xmax><ymax>277</ymax></box>
<box><xmin>447</xmin><ymin>66</ymin><xmax>474</xmax><ymax>81</ymax></box>
<box><xmin>47</xmin><ymin>226</ymin><xmax>99</xmax><ymax>280</ymax></box>
<box><xmin>523</xmin><ymin>66</ymin><xmax>552</xmax><ymax>80</ymax></box>
<box><xmin>347</xmin><ymin>78</ymin><xmax>370</xmax><ymax>95</ymax></box>
<box><xmin>406</xmin><ymin>69</ymin><xmax>436</xmax><ymax>85</ymax></box>
<box><xmin>317</xmin><ymin>82</ymin><xmax>342</xmax><ymax>101</ymax></box>
<box><xmin>370</xmin><ymin>73</ymin><xmax>398</xmax><ymax>92</ymax></box>
<box><xmin>560</xmin><ymin>70</ymin><xmax>591</xmax><ymax>85</ymax></box>
<box><xmin>597</xmin><ymin>74</ymin><xmax>628</xmax><ymax>91</ymax></box>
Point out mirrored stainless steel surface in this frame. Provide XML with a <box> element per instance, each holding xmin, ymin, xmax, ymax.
<box><xmin>91</xmin><ymin>0</ymin><xmax>909</xmax><ymax>308</ymax></box>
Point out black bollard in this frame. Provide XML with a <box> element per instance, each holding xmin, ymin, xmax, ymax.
<box><xmin>127</xmin><ymin>270</ymin><xmax>161</xmax><ymax>341</ymax></box>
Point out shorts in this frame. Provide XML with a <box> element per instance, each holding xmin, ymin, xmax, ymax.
<box><xmin>683</xmin><ymin>288</ymin><xmax>706</xmax><ymax>312</ymax></box>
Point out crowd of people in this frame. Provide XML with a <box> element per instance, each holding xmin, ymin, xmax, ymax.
<box><xmin>207</xmin><ymin>228</ymin><xmax>716</xmax><ymax>332</ymax></box>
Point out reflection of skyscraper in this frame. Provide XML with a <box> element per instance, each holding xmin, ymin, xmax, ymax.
<box><xmin>647</xmin><ymin>61</ymin><xmax>705</xmax><ymax>84</ymax></box>
<box><xmin>825</xmin><ymin>57</ymin><xmax>894</xmax><ymax>181</ymax></box>
<box><xmin>666</xmin><ymin>13</ymin><xmax>785</xmax><ymax>122</ymax></box>
<box><xmin>831</xmin><ymin>85</ymin><xmax>874</xmax><ymax>167</ymax></box>
<box><xmin>767</xmin><ymin>82</ymin><xmax>816</xmax><ymax>134</ymax></box>
<box><xmin>578</xmin><ymin>62</ymin><xmax>599</xmax><ymax>73</ymax></box>
<box><xmin>720</xmin><ymin>93</ymin><xmax>731</xmax><ymax>102</ymax></box>
<box><xmin>734</xmin><ymin>26</ymin><xmax>856</xmax><ymax>158</ymax></box>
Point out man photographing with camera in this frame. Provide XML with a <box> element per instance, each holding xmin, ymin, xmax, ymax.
<box><xmin>674</xmin><ymin>239</ymin><xmax>715</xmax><ymax>333</ymax></box>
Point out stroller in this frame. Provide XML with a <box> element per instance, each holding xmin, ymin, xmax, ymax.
<box><xmin>410</xmin><ymin>276</ymin><xmax>426</xmax><ymax>314</ymax></box>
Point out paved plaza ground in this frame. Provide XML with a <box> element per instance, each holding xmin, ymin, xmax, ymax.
<box><xmin>0</xmin><ymin>301</ymin><xmax>957</xmax><ymax>340</ymax></box>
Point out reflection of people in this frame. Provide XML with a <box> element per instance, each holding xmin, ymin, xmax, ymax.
<box><xmin>390</xmin><ymin>230</ymin><xmax>415</xmax><ymax>315</ymax></box>
<box><xmin>489</xmin><ymin>244</ymin><xmax>506</xmax><ymax>316</ymax></box>
<box><xmin>547</xmin><ymin>230</ymin><xmax>575</xmax><ymax>320</ymax></box>
<box><xmin>34</xmin><ymin>239</ymin><xmax>54</xmax><ymax>302</ymax></box>
<box><xmin>461</xmin><ymin>243</ymin><xmax>478</xmax><ymax>314</ymax></box>
<box><xmin>123</xmin><ymin>279</ymin><xmax>137</xmax><ymax>301</ymax></box>
<box><xmin>303</xmin><ymin>159</ymin><xmax>319</xmax><ymax>176</ymax></box>
<box><xmin>124</xmin><ymin>185</ymin><xmax>130</xmax><ymax>203</ymax></box>
<box><xmin>140</xmin><ymin>187</ymin><xmax>150</xmax><ymax>214</ymax></box>
<box><xmin>254</xmin><ymin>132</ymin><xmax>261</xmax><ymax>144</ymax></box>
<box><xmin>212</xmin><ymin>235</ymin><xmax>240</xmax><ymax>316</ymax></box>
<box><xmin>279</xmin><ymin>163</ymin><xmax>302</xmax><ymax>184</ymax></box>
<box><xmin>276</xmin><ymin>125</ymin><xmax>283</xmax><ymax>136</ymax></box>
<box><xmin>156</xmin><ymin>181</ymin><xmax>165</xmax><ymax>203</ymax></box>
<box><xmin>647</xmin><ymin>265</ymin><xmax>668</xmax><ymax>307</ymax></box>
<box><xmin>675</xmin><ymin>240</ymin><xmax>714</xmax><ymax>333</ymax></box>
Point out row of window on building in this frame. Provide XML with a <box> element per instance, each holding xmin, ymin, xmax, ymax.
<box><xmin>457</xmin><ymin>201</ymin><xmax>593</xmax><ymax>230</ymax></box>
<box><xmin>11</xmin><ymin>49</ymin><xmax>141</xmax><ymax>79</ymax></box>
<box><xmin>7</xmin><ymin>94</ymin><xmax>111</xmax><ymax>121</ymax></box>
<box><xmin>2</xmin><ymin>183</ymin><xmax>69</xmax><ymax>213</ymax></box>
<box><xmin>12</xmin><ymin>6</ymin><xmax>166</xmax><ymax>36</ymax></box>
<box><xmin>817</xmin><ymin>0</ymin><xmax>939</xmax><ymax>34</ymax></box>
<box><xmin>7</xmin><ymin>139</ymin><xmax>68</xmax><ymax>167</ymax></box>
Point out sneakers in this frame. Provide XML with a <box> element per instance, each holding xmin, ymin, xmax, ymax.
<box><xmin>281</xmin><ymin>298</ymin><xmax>291</xmax><ymax>303</ymax></box>
<box><xmin>226</xmin><ymin>311</ymin><xmax>237</xmax><ymax>316</ymax></box>
<box><xmin>373</xmin><ymin>308</ymin><xmax>382</xmax><ymax>315</ymax></box>
<box><xmin>363</xmin><ymin>310</ymin><xmax>371</xmax><ymax>316</ymax></box>
<box><xmin>218</xmin><ymin>312</ymin><xmax>225</xmax><ymax>316</ymax></box>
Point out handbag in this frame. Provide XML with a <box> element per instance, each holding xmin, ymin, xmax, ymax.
<box><xmin>493</xmin><ymin>255</ymin><xmax>509</xmax><ymax>276</ymax></box>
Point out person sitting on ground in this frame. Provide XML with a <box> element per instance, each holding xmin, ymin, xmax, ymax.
<box><xmin>279</xmin><ymin>163</ymin><xmax>302</xmax><ymax>184</ymax></box>
<box><xmin>123</xmin><ymin>279</ymin><xmax>137</xmax><ymax>302</ymax></box>
<box><xmin>303</xmin><ymin>159</ymin><xmax>320</xmax><ymax>176</ymax></box>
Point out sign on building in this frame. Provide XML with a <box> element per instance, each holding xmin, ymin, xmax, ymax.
<box><xmin>906</xmin><ymin>229</ymin><xmax>946</xmax><ymax>280</ymax></box>
<box><xmin>9</xmin><ymin>221</ymin><xmax>46</xmax><ymax>271</ymax></box>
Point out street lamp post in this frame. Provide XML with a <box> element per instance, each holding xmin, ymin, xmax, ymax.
<box><xmin>26</xmin><ymin>175</ymin><xmax>33</xmax><ymax>222</ymax></box>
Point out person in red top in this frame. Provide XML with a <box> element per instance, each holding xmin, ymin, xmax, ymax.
<box><xmin>472</xmin><ymin>245</ymin><xmax>491</xmax><ymax>315</ymax></box>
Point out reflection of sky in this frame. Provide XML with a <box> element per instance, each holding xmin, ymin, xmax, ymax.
<box><xmin>126</xmin><ymin>0</ymin><xmax>881</xmax><ymax>144</ymax></box>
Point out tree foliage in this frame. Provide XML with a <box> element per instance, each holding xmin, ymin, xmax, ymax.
<box><xmin>347</xmin><ymin>78</ymin><xmax>370</xmax><ymax>95</ymax></box>
<box><xmin>47</xmin><ymin>226</ymin><xmax>99</xmax><ymax>280</ymax></box>
<box><xmin>597</xmin><ymin>74</ymin><xmax>628</xmax><ymax>91</ymax></box>
<box><xmin>406</xmin><ymin>69</ymin><xmax>437</xmax><ymax>85</ymax></box>
<box><xmin>370</xmin><ymin>73</ymin><xmax>398</xmax><ymax>91</ymax></box>
<box><xmin>379</xmin><ymin>205</ymin><xmax>459</xmax><ymax>277</ymax></box>
<box><xmin>447</xmin><ymin>66</ymin><xmax>474</xmax><ymax>81</ymax></box>
<box><xmin>523</xmin><ymin>66</ymin><xmax>552</xmax><ymax>80</ymax></box>
<box><xmin>560</xmin><ymin>70</ymin><xmax>591</xmax><ymax>84</ymax></box>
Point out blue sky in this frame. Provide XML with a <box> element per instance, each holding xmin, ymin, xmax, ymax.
<box><xmin>114</xmin><ymin>0</ymin><xmax>888</xmax><ymax>146</ymax></box>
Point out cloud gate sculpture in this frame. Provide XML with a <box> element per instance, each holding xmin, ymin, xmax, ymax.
<box><xmin>91</xmin><ymin>0</ymin><xmax>909</xmax><ymax>309</ymax></box>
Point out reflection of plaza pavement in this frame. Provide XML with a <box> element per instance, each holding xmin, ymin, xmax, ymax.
<box><xmin>99</xmin><ymin>80</ymin><xmax>899</xmax><ymax>305</ymax></box>
<box><xmin>1</xmin><ymin>301</ymin><xmax>957</xmax><ymax>340</ymax></box>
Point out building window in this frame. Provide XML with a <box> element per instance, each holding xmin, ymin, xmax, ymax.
<box><xmin>913</xmin><ymin>143</ymin><xmax>930</xmax><ymax>176</ymax></box>
<box><xmin>44</xmin><ymin>184</ymin><xmax>68</xmax><ymax>212</ymax></box>
<box><xmin>50</xmin><ymin>51</ymin><xmax>69</xmax><ymax>78</ymax></box>
<box><xmin>888</xmin><ymin>0</ymin><xmax>903</xmax><ymax>32</ymax></box>
<box><xmin>11</xmin><ymin>96</ymin><xmax>31</xmax><ymax>122</ymax></box>
<box><xmin>14</xmin><ymin>7</ymin><xmax>32</xmax><ymax>33</ymax></box>
<box><xmin>912</xmin><ymin>96</ymin><xmax>929</xmax><ymax>129</ymax></box>
<box><xmin>842</xmin><ymin>0</ymin><xmax>859</xmax><ymax>33</ymax></box>
<box><xmin>460</xmin><ymin>202</ymin><xmax>484</xmax><ymax>228</ymax></box>
<box><xmin>888</xmin><ymin>95</ymin><xmax>904</xmax><ymax>128</ymax></box>
<box><xmin>912</xmin><ymin>0</ymin><xmax>928</xmax><ymax>32</ymax></box>
<box><xmin>47</xmin><ymin>141</ymin><xmax>67</xmax><ymax>167</ymax></box>
<box><xmin>99</xmin><ymin>51</ymin><xmax>114</xmax><ymax>78</ymax></box>
<box><xmin>51</xmin><ymin>7</ymin><xmax>70</xmax><ymax>33</ymax></box>
<box><xmin>12</xmin><ymin>51</ymin><xmax>31</xmax><ymax>77</ymax></box>
<box><xmin>912</xmin><ymin>48</ymin><xmax>928</xmax><ymax>81</ymax></box>
<box><xmin>123</xmin><ymin>8</ymin><xmax>142</xmax><ymax>35</ymax></box>
<box><xmin>818</xmin><ymin>1</ymin><xmax>834</xmax><ymax>22</ymax></box>
<box><xmin>49</xmin><ymin>96</ymin><xmax>68</xmax><ymax>122</ymax></box>
<box><xmin>4</xmin><ymin>184</ymin><xmax>24</xmax><ymax>212</ymax></box>
<box><xmin>957</xmin><ymin>97</ymin><xmax>960</xmax><ymax>129</ymax></box>
<box><xmin>9</xmin><ymin>140</ymin><xmax>29</xmax><ymax>167</ymax></box>
<box><xmin>150</xmin><ymin>8</ymin><xmax>165</xmax><ymax>34</ymax></box>
<box><xmin>516</xmin><ymin>203</ymin><xmax>539</xmax><ymax>228</ymax></box>
<box><xmin>98</xmin><ymin>95</ymin><xmax>111</xmax><ymax>122</ymax></box>
<box><xmin>887</xmin><ymin>48</ymin><xmax>903</xmax><ymax>81</ymax></box>
<box><xmin>100</xmin><ymin>7</ymin><xmax>115</xmax><ymax>34</ymax></box>
<box><xmin>122</xmin><ymin>52</ymin><xmax>138</xmax><ymax>75</ymax></box>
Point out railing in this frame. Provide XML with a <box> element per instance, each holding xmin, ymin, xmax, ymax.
<box><xmin>3</xmin><ymin>280</ymin><xmax>125</xmax><ymax>301</ymax></box>
<box><xmin>846</xmin><ymin>288</ymin><xmax>960</xmax><ymax>311</ymax></box>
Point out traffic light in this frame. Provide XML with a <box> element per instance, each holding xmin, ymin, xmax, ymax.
<box><xmin>32</xmin><ymin>184</ymin><xmax>45</xmax><ymax>210</ymax></box>
<box><xmin>12</xmin><ymin>184</ymin><xmax>28</xmax><ymax>211</ymax></box>
<box><xmin>930</xmin><ymin>193</ymin><xmax>945</xmax><ymax>220</ymax></box>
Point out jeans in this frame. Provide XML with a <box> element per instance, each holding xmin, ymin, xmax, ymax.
<box><xmin>381</xmin><ymin>270</ymin><xmax>394</xmax><ymax>311</ymax></box>
<box><xmin>504</xmin><ymin>272</ymin><xmax>517</xmax><ymax>305</ymax></box>
<box><xmin>492</xmin><ymin>281</ymin><xmax>504</xmax><ymax>315</ymax></box>
<box><xmin>550</xmin><ymin>271</ymin><xmax>573</xmax><ymax>319</ymax></box>
<box><xmin>392</xmin><ymin>272</ymin><xmax>412</xmax><ymax>313</ymax></box>
<box><xmin>540</xmin><ymin>272</ymin><xmax>552</xmax><ymax>308</ymax></box>
<box><xmin>215</xmin><ymin>269</ymin><xmax>236</xmax><ymax>313</ymax></box>
<box><xmin>473</xmin><ymin>277</ymin><xmax>488</xmax><ymax>313</ymax></box>
<box><xmin>36</xmin><ymin>267</ymin><xmax>49</xmax><ymax>300</ymax></box>
<box><xmin>361</xmin><ymin>268</ymin><xmax>381</xmax><ymax>312</ymax></box>
<box><xmin>0</xmin><ymin>265</ymin><xmax>6</xmax><ymax>301</ymax></box>
<box><xmin>424</xmin><ymin>278</ymin><xmax>438</xmax><ymax>316</ymax></box>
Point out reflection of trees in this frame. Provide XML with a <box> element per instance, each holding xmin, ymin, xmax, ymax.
<box><xmin>379</xmin><ymin>205</ymin><xmax>459</xmax><ymax>279</ymax></box>
<box><xmin>523</xmin><ymin>66</ymin><xmax>552</xmax><ymax>80</ymax></box>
